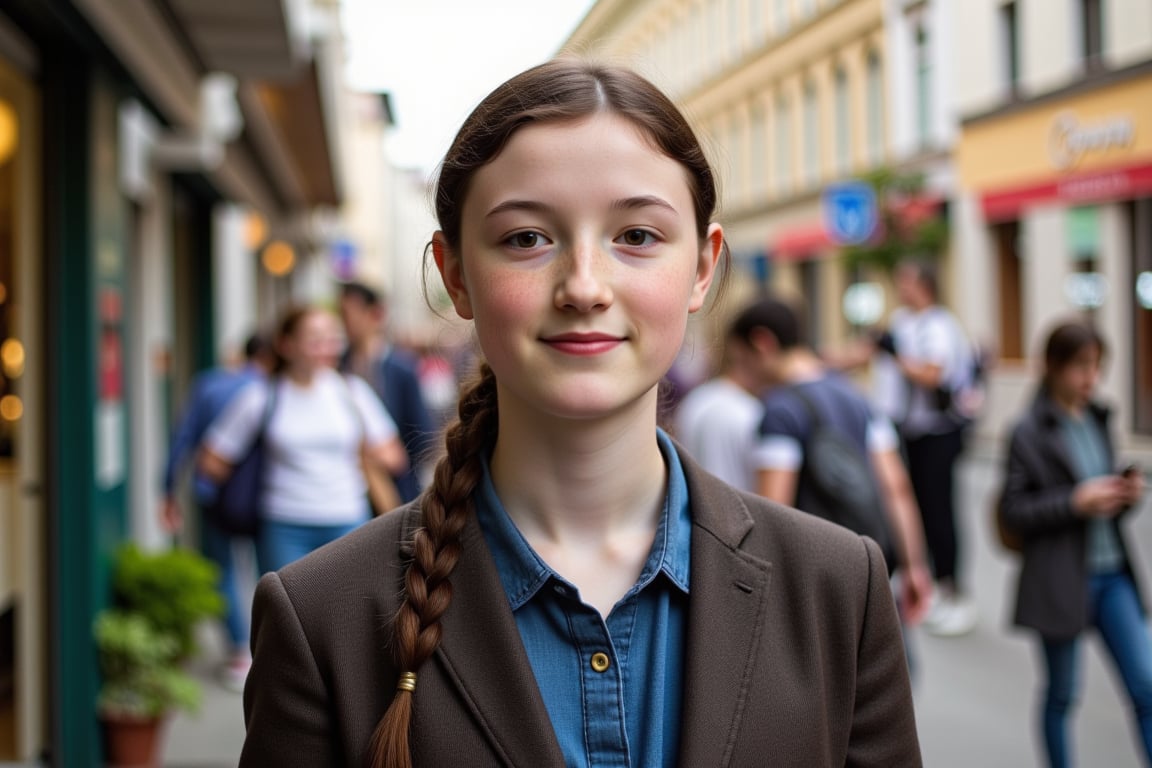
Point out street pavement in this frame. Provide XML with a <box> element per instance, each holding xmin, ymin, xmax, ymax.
<box><xmin>164</xmin><ymin>448</ymin><xmax>1152</xmax><ymax>767</ymax></box>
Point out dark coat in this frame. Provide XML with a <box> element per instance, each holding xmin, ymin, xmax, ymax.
<box><xmin>240</xmin><ymin>449</ymin><xmax>921</xmax><ymax>767</ymax></box>
<box><xmin>999</xmin><ymin>389</ymin><xmax>1146</xmax><ymax>639</ymax></box>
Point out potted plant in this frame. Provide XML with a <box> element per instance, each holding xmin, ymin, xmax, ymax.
<box><xmin>95</xmin><ymin>545</ymin><xmax>224</xmax><ymax>767</ymax></box>
<box><xmin>95</xmin><ymin>610</ymin><xmax>200</xmax><ymax>767</ymax></box>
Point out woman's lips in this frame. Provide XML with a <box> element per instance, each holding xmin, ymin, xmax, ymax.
<box><xmin>542</xmin><ymin>333</ymin><xmax>623</xmax><ymax>356</ymax></box>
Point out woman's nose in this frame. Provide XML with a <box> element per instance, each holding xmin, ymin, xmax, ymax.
<box><xmin>554</xmin><ymin>241</ymin><xmax>613</xmax><ymax>312</ymax></box>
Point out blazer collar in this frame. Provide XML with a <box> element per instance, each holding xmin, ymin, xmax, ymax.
<box><xmin>676</xmin><ymin>449</ymin><xmax>774</xmax><ymax>767</ymax></box>
<box><xmin>418</xmin><ymin>444</ymin><xmax>772</xmax><ymax>768</ymax></box>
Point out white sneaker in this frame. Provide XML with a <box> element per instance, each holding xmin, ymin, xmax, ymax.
<box><xmin>923</xmin><ymin>594</ymin><xmax>978</xmax><ymax>637</ymax></box>
<box><xmin>221</xmin><ymin>653</ymin><xmax>251</xmax><ymax>693</ymax></box>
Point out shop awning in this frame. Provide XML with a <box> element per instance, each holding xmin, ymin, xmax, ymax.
<box><xmin>982</xmin><ymin>160</ymin><xmax>1152</xmax><ymax>221</ymax></box>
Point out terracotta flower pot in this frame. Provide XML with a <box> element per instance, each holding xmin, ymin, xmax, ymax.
<box><xmin>100</xmin><ymin>713</ymin><xmax>167</xmax><ymax>768</ymax></box>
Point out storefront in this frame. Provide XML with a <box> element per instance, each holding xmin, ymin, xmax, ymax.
<box><xmin>0</xmin><ymin>27</ymin><xmax>43</xmax><ymax>762</ymax></box>
<box><xmin>957</xmin><ymin>66</ymin><xmax>1152</xmax><ymax>443</ymax></box>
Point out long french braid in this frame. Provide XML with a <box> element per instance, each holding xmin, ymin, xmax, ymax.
<box><xmin>368</xmin><ymin>364</ymin><xmax>498</xmax><ymax>768</ymax></box>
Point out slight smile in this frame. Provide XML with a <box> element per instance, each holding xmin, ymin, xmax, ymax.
<box><xmin>541</xmin><ymin>332</ymin><xmax>624</xmax><ymax>356</ymax></box>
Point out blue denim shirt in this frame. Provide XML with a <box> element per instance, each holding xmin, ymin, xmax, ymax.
<box><xmin>475</xmin><ymin>430</ymin><xmax>690</xmax><ymax>768</ymax></box>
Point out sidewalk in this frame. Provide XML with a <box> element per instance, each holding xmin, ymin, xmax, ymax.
<box><xmin>163</xmin><ymin>448</ymin><xmax>1152</xmax><ymax>766</ymax></box>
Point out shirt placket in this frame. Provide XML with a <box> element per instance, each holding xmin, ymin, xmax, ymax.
<box><xmin>567</xmin><ymin>597</ymin><xmax>631</xmax><ymax>768</ymax></box>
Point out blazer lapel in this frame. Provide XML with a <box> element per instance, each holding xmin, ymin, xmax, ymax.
<box><xmin>677</xmin><ymin>458</ymin><xmax>774</xmax><ymax>768</ymax></box>
<box><xmin>433</xmin><ymin>513</ymin><xmax>566</xmax><ymax>767</ymax></box>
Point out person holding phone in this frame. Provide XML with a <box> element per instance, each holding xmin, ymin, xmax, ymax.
<box><xmin>999</xmin><ymin>320</ymin><xmax>1151</xmax><ymax>767</ymax></box>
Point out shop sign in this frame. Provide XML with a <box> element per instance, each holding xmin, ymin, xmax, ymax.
<box><xmin>1049</xmin><ymin>111</ymin><xmax>1134</xmax><ymax>169</ymax></box>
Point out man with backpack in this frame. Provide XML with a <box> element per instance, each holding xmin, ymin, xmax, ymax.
<box><xmin>161</xmin><ymin>332</ymin><xmax>273</xmax><ymax>691</ymax></box>
<box><xmin>733</xmin><ymin>297</ymin><xmax>933</xmax><ymax>629</ymax></box>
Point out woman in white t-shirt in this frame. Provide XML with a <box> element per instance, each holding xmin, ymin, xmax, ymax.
<box><xmin>201</xmin><ymin>306</ymin><xmax>408</xmax><ymax>572</ymax></box>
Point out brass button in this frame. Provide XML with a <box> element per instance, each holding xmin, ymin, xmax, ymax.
<box><xmin>590</xmin><ymin>652</ymin><xmax>611</xmax><ymax>673</ymax></box>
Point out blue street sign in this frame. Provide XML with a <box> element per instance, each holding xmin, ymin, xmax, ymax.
<box><xmin>822</xmin><ymin>181</ymin><xmax>878</xmax><ymax>245</ymax></box>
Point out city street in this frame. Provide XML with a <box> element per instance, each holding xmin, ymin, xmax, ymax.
<box><xmin>164</xmin><ymin>448</ymin><xmax>1152</xmax><ymax>767</ymax></box>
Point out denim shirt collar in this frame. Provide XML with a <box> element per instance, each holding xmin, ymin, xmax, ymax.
<box><xmin>476</xmin><ymin>429</ymin><xmax>692</xmax><ymax>611</ymax></box>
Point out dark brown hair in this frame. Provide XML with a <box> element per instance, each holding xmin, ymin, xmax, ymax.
<box><xmin>372</xmin><ymin>58</ymin><xmax>729</xmax><ymax>768</ymax></box>
<box><xmin>1042</xmin><ymin>320</ymin><xmax>1106</xmax><ymax>389</ymax></box>
<box><xmin>270</xmin><ymin>305</ymin><xmax>321</xmax><ymax>375</ymax></box>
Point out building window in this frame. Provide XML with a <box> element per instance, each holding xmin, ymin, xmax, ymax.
<box><xmin>866</xmin><ymin>51</ymin><xmax>884</xmax><ymax>164</ymax></box>
<box><xmin>914</xmin><ymin>18</ymin><xmax>931</xmax><ymax>150</ymax></box>
<box><xmin>1081</xmin><ymin>0</ymin><xmax>1103</xmax><ymax>71</ymax></box>
<box><xmin>803</xmin><ymin>79</ymin><xmax>819</xmax><ymax>185</ymax></box>
<box><xmin>775</xmin><ymin>93</ymin><xmax>791</xmax><ymax>196</ymax></box>
<box><xmin>999</xmin><ymin>1</ymin><xmax>1020</xmax><ymax>96</ymax></box>
<box><xmin>994</xmin><ymin>221</ymin><xmax>1024</xmax><ymax>360</ymax></box>
<box><xmin>749</xmin><ymin>0</ymin><xmax>765</xmax><ymax>46</ymax></box>
<box><xmin>834</xmin><ymin>67</ymin><xmax>850</xmax><ymax>175</ymax></box>
<box><xmin>750</xmin><ymin>103</ymin><xmax>767</xmax><ymax>202</ymax></box>
<box><xmin>775</xmin><ymin>0</ymin><xmax>790</xmax><ymax>36</ymax></box>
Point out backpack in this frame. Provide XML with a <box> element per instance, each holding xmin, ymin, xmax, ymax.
<box><xmin>204</xmin><ymin>381</ymin><xmax>277</xmax><ymax>536</ymax></box>
<box><xmin>931</xmin><ymin>316</ymin><xmax>989</xmax><ymax>428</ymax></box>
<box><xmin>790</xmin><ymin>386</ymin><xmax>895</xmax><ymax>565</ymax></box>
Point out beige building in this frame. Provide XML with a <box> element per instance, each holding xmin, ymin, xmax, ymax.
<box><xmin>565</xmin><ymin>0</ymin><xmax>954</xmax><ymax>353</ymax></box>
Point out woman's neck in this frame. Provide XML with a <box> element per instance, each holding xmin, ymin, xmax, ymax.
<box><xmin>489</xmin><ymin>393</ymin><xmax>667</xmax><ymax>545</ymax></box>
<box><xmin>285</xmin><ymin>366</ymin><xmax>318</xmax><ymax>387</ymax></box>
<box><xmin>1050</xmin><ymin>387</ymin><xmax>1087</xmax><ymax>418</ymax></box>
<box><xmin>489</xmin><ymin>391</ymin><xmax>669</xmax><ymax>617</ymax></box>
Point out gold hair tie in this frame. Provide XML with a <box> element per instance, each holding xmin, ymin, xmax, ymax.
<box><xmin>396</xmin><ymin>672</ymin><xmax>417</xmax><ymax>693</ymax></box>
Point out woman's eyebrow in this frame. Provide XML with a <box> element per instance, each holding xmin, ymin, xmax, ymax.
<box><xmin>610</xmin><ymin>195</ymin><xmax>677</xmax><ymax>213</ymax></box>
<box><xmin>485</xmin><ymin>199</ymin><xmax>553</xmax><ymax>218</ymax></box>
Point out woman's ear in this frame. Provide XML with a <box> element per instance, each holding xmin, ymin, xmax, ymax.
<box><xmin>432</xmin><ymin>232</ymin><xmax>474</xmax><ymax>320</ymax></box>
<box><xmin>688</xmin><ymin>223</ymin><xmax>724</xmax><ymax>313</ymax></box>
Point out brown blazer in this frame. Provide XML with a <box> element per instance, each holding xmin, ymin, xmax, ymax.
<box><xmin>241</xmin><ymin>451</ymin><xmax>921</xmax><ymax>767</ymax></box>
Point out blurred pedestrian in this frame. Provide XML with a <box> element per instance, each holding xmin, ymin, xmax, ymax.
<box><xmin>161</xmin><ymin>332</ymin><xmax>272</xmax><ymax>691</ymax></box>
<box><xmin>673</xmin><ymin>316</ymin><xmax>764</xmax><ymax>493</ymax></box>
<box><xmin>240</xmin><ymin>60</ymin><xmax>919</xmax><ymax>767</ymax></box>
<box><xmin>734</xmin><ymin>296</ymin><xmax>933</xmax><ymax>626</ymax></box>
<box><xmin>200</xmin><ymin>306</ymin><xmax>408</xmax><ymax>572</ymax></box>
<box><xmin>871</xmin><ymin>259</ymin><xmax>978</xmax><ymax>636</ymax></box>
<box><xmin>999</xmin><ymin>320</ymin><xmax>1151</xmax><ymax>768</ymax></box>
<box><xmin>339</xmin><ymin>281</ymin><xmax>437</xmax><ymax>504</ymax></box>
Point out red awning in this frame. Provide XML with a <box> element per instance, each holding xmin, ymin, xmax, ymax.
<box><xmin>982</xmin><ymin>161</ymin><xmax>1152</xmax><ymax>222</ymax></box>
<box><xmin>772</xmin><ymin>223</ymin><xmax>833</xmax><ymax>260</ymax></box>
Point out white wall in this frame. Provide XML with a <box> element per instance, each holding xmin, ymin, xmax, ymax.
<box><xmin>1106</xmin><ymin>0</ymin><xmax>1152</xmax><ymax>69</ymax></box>
<box><xmin>213</xmin><ymin>204</ymin><xmax>259</xmax><ymax>357</ymax></box>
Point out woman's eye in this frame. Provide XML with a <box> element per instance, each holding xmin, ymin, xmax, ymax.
<box><xmin>616</xmin><ymin>229</ymin><xmax>655</xmax><ymax>247</ymax></box>
<box><xmin>507</xmin><ymin>231</ymin><xmax>549</xmax><ymax>249</ymax></box>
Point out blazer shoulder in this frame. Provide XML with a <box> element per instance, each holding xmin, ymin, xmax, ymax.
<box><xmin>274</xmin><ymin>503</ymin><xmax>419</xmax><ymax>611</ymax></box>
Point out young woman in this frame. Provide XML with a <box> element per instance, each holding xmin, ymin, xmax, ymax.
<box><xmin>999</xmin><ymin>321</ymin><xmax>1150</xmax><ymax>767</ymax></box>
<box><xmin>201</xmin><ymin>306</ymin><xmax>408</xmax><ymax>572</ymax></box>
<box><xmin>239</xmin><ymin>60</ymin><xmax>920</xmax><ymax>768</ymax></box>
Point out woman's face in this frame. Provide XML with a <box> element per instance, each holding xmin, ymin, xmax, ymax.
<box><xmin>434</xmin><ymin>113</ymin><xmax>722</xmax><ymax>423</ymax></box>
<box><xmin>1050</xmin><ymin>344</ymin><xmax>1101</xmax><ymax>409</ymax></box>
<box><xmin>281</xmin><ymin>311</ymin><xmax>343</xmax><ymax>373</ymax></box>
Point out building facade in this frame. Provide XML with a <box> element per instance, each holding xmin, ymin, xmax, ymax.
<box><xmin>953</xmin><ymin>0</ymin><xmax>1152</xmax><ymax>447</ymax></box>
<box><xmin>0</xmin><ymin>0</ymin><xmax>349</xmax><ymax>763</ymax></box>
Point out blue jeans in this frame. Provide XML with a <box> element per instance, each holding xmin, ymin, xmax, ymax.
<box><xmin>258</xmin><ymin>519</ymin><xmax>365</xmax><ymax>573</ymax></box>
<box><xmin>1039</xmin><ymin>571</ymin><xmax>1152</xmax><ymax>768</ymax></box>
<box><xmin>199</xmin><ymin>515</ymin><xmax>259</xmax><ymax>652</ymax></box>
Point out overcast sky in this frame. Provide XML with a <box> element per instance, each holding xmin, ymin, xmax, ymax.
<box><xmin>340</xmin><ymin>0</ymin><xmax>598</xmax><ymax>177</ymax></box>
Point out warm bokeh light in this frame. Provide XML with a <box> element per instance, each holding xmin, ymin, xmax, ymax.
<box><xmin>0</xmin><ymin>394</ymin><xmax>22</xmax><ymax>421</ymax></box>
<box><xmin>261</xmin><ymin>240</ymin><xmax>295</xmax><ymax>276</ymax></box>
<box><xmin>245</xmin><ymin>212</ymin><xmax>269</xmax><ymax>250</ymax></box>
<box><xmin>1</xmin><ymin>338</ymin><xmax>24</xmax><ymax>377</ymax></box>
<box><xmin>0</xmin><ymin>100</ymin><xmax>18</xmax><ymax>165</ymax></box>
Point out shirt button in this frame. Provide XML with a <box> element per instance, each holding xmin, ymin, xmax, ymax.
<box><xmin>590</xmin><ymin>652</ymin><xmax>611</xmax><ymax>673</ymax></box>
